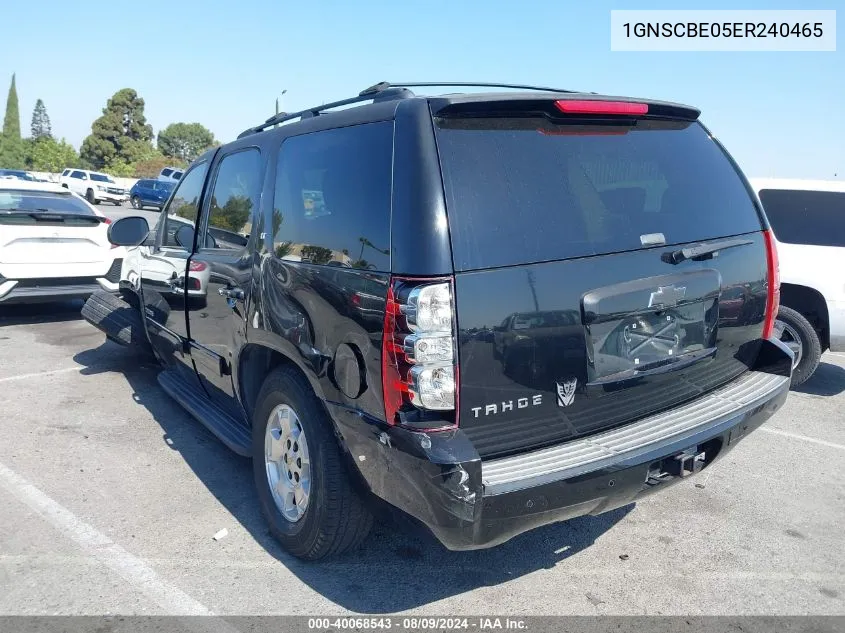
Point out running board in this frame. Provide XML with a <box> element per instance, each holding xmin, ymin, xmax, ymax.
<box><xmin>157</xmin><ymin>370</ymin><xmax>251</xmax><ymax>456</ymax></box>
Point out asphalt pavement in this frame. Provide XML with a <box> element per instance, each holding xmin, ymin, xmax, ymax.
<box><xmin>0</xmin><ymin>299</ymin><xmax>843</xmax><ymax>616</ymax></box>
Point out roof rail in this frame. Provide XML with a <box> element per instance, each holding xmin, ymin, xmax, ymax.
<box><xmin>237</xmin><ymin>87</ymin><xmax>414</xmax><ymax>139</ymax></box>
<box><xmin>360</xmin><ymin>81</ymin><xmax>579</xmax><ymax>96</ymax></box>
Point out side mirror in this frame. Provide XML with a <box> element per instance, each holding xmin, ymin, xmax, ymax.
<box><xmin>108</xmin><ymin>216</ymin><xmax>150</xmax><ymax>247</ymax></box>
<box><xmin>175</xmin><ymin>225</ymin><xmax>195</xmax><ymax>248</ymax></box>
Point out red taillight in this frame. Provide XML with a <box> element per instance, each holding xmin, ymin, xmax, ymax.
<box><xmin>350</xmin><ymin>292</ymin><xmax>361</xmax><ymax>307</ymax></box>
<box><xmin>188</xmin><ymin>260</ymin><xmax>207</xmax><ymax>272</ymax></box>
<box><xmin>555</xmin><ymin>100</ymin><xmax>649</xmax><ymax>116</ymax></box>
<box><xmin>381</xmin><ymin>276</ymin><xmax>458</xmax><ymax>430</ymax></box>
<box><xmin>761</xmin><ymin>229</ymin><xmax>780</xmax><ymax>339</ymax></box>
<box><xmin>102</xmin><ymin>217</ymin><xmax>112</xmax><ymax>225</ymax></box>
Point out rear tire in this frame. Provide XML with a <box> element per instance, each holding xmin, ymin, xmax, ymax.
<box><xmin>81</xmin><ymin>290</ymin><xmax>153</xmax><ymax>357</ymax></box>
<box><xmin>252</xmin><ymin>366</ymin><xmax>373</xmax><ymax>560</ymax></box>
<box><xmin>775</xmin><ymin>306</ymin><xmax>821</xmax><ymax>387</ymax></box>
<box><xmin>86</xmin><ymin>188</ymin><xmax>97</xmax><ymax>205</ymax></box>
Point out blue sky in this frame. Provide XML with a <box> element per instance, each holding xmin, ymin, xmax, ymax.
<box><xmin>1</xmin><ymin>0</ymin><xmax>841</xmax><ymax>179</ymax></box>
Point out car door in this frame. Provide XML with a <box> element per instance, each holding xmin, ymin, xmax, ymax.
<box><xmin>153</xmin><ymin>181</ymin><xmax>171</xmax><ymax>207</ymax></box>
<box><xmin>187</xmin><ymin>146</ymin><xmax>263</xmax><ymax>421</ymax></box>
<box><xmin>69</xmin><ymin>170</ymin><xmax>87</xmax><ymax>196</ymax></box>
<box><xmin>138</xmin><ymin>159</ymin><xmax>212</xmax><ymax>387</ymax></box>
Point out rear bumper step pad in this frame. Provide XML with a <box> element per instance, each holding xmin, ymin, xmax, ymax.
<box><xmin>482</xmin><ymin>370</ymin><xmax>789</xmax><ymax>495</ymax></box>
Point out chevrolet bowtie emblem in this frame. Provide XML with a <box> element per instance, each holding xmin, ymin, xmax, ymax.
<box><xmin>648</xmin><ymin>285</ymin><xmax>686</xmax><ymax>308</ymax></box>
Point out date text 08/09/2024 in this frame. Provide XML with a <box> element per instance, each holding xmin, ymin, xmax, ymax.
<box><xmin>307</xmin><ymin>617</ymin><xmax>528</xmax><ymax>630</ymax></box>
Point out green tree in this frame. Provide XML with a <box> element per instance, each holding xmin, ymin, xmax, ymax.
<box><xmin>300</xmin><ymin>245</ymin><xmax>333</xmax><ymax>265</ymax></box>
<box><xmin>157</xmin><ymin>122</ymin><xmax>216</xmax><ymax>163</ymax></box>
<box><xmin>30</xmin><ymin>99</ymin><xmax>51</xmax><ymax>139</ymax></box>
<box><xmin>0</xmin><ymin>73</ymin><xmax>24</xmax><ymax>168</ymax></box>
<box><xmin>209</xmin><ymin>195</ymin><xmax>251</xmax><ymax>232</ymax></box>
<box><xmin>79</xmin><ymin>88</ymin><xmax>154</xmax><ymax>171</ymax></box>
<box><xmin>3</xmin><ymin>73</ymin><xmax>20</xmax><ymax>139</ymax></box>
<box><xmin>25</xmin><ymin>137</ymin><xmax>79</xmax><ymax>172</ymax></box>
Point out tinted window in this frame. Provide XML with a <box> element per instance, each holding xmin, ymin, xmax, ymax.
<box><xmin>173</xmin><ymin>171</ymin><xmax>183</xmax><ymax>180</ymax></box>
<box><xmin>0</xmin><ymin>190</ymin><xmax>95</xmax><ymax>215</ymax></box>
<box><xmin>70</xmin><ymin>170</ymin><xmax>85</xmax><ymax>179</ymax></box>
<box><xmin>62</xmin><ymin>169</ymin><xmax>70</xmax><ymax>176</ymax></box>
<box><xmin>161</xmin><ymin>169</ymin><xmax>173</xmax><ymax>177</ymax></box>
<box><xmin>271</xmin><ymin>122</ymin><xmax>393</xmax><ymax>270</ymax></box>
<box><xmin>758</xmin><ymin>189</ymin><xmax>845</xmax><ymax>247</ymax></box>
<box><xmin>90</xmin><ymin>173</ymin><xmax>111</xmax><ymax>182</ymax></box>
<box><xmin>162</xmin><ymin>162</ymin><xmax>208</xmax><ymax>248</ymax></box>
<box><xmin>202</xmin><ymin>149</ymin><xmax>261</xmax><ymax>250</ymax></box>
<box><xmin>435</xmin><ymin>118</ymin><xmax>762</xmax><ymax>271</ymax></box>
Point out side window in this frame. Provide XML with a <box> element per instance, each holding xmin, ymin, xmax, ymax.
<box><xmin>759</xmin><ymin>189</ymin><xmax>845</xmax><ymax>247</ymax></box>
<box><xmin>62</xmin><ymin>169</ymin><xmax>70</xmax><ymax>177</ymax></box>
<box><xmin>173</xmin><ymin>171</ymin><xmax>184</xmax><ymax>180</ymax></box>
<box><xmin>162</xmin><ymin>162</ymin><xmax>209</xmax><ymax>248</ymax></box>
<box><xmin>70</xmin><ymin>170</ymin><xmax>85</xmax><ymax>179</ymax></box>
<box><xmin>271</xmin><ymin>122</ymin><xmax>393</xmax><ymax>270</ymax></box>
<box><xmin>161</xmin><ymin>169</ymin><xmax>173</xmax><ymax>178</ymax></box>
<box><xmin>202</xmin><ymin>149</ymin><xmax>261</xmax><ymax>250</ymax></box>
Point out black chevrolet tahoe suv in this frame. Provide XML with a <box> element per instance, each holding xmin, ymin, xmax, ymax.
<box><xmin>87</xmin><ymin>81</ymin><xmax>793</xmax><ymax>560</ymax></box>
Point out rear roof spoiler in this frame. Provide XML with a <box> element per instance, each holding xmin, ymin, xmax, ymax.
<box><xmin>429</xmin><ymin>94</ymin><xmax>701</xmax><ymax>121</ymax></box>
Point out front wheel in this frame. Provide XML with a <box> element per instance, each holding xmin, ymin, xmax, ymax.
<box><xmin>252</xmin><ymin>366</ymin><xmax>373</xmax><ymax>560</ymax></box>
<box><xmin>774</xmin><ymin>306</ymin><xmax>822</xmax><ymax>387</ymax></box>
<box><xmin>131</xmin><ymin>195</ymin><xmax>142</xmax><ymax>209</ymax></box>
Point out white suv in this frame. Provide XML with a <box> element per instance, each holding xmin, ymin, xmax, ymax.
<box><xmin>60</xmin><ymin>168</ymin><xmax>129</xmax><ymax>206</ymax></box>
<box><xmin>751</xmin><ymin>178</ymin><xmax>845</xmax><ymax>386</ymax></box>
<box><xmin>157</xmin><ymin>166</ymin><xmax>184</xmax><ymax>184</ymax></box>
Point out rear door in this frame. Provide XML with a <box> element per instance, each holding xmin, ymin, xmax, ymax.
<box><xmin>433</xmin><ymin>101</ymin><xmax>769</xmax><ymax>458</ymax></box>
<box><xmin>187</xmin><ymin>146</ymin><xmax>263</xmax><ymax>421</ymax></box>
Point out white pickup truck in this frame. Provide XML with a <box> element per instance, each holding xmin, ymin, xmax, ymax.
<box><xmin>60</xmin><ymin>168</ymin><xmax>129</xmax><ymax>206</ymax></box>
<box><xmin>751</xmin><ymin>178</ymin><xmax>845</xmax><ymax>386</ymax></box>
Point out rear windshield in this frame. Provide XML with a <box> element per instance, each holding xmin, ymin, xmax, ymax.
<box><xmin>435</xmin><ymin>117</ymin><xmax>762</xmax><ymax>271</ymax></box>
<box><xmin>758</xmin><ymin>189</ymin><xmax>845</xmax><ymax>247</ymax></box>
<box><xmin>0</xmin><ymin>190</ymin><xmax>95</xmax><ymax>215</ymax></box>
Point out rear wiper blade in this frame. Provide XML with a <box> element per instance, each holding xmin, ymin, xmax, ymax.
<box><xmin>662</xmin><ymin>237</ymin><xmax>754</xmax><ymax>265</ymax></box>
<box><xmin>0</xmin><ymin>208</ymin><xmax>104</xmax><ymax>221</ymax></box>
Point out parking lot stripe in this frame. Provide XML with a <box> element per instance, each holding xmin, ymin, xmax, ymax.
<box><xmin>760</xmin><ymin>426</ymin><xmax>845</xmax><ymax>451</ymax></box>
<box><xmin>0</xmin><ymin>461</ymin><xmax>216</xmax><ymax>616</ymax></box>
<box><xmin>0</xmin><ymin>366</ymin><xmax>82</xmax><ymax>383</ymax></box>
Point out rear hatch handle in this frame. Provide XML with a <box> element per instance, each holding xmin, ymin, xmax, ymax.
<box><xmin>662</xmin><ymin>238</ymin><xmax>754</xmax><ymax>265</ymax></box>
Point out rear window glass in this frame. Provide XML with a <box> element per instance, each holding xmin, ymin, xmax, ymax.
<box><xmin>758</xmin><ymin>189</ymin><xmax>845</xmax><ymax>247</ymax></box>
<box><xmin>435</xmin><ymin>118</ymin><xmax>762</xmax><ymax>271</ymax></box>
<box><xmin>271</xmin><ymin>121</ymin><xmax>393</xmax><ymax>271</ymax></box>
<box><xmin>0</xmin><ymin>190</ymin><xmax>95</xmax><ymax>215</ymax></box>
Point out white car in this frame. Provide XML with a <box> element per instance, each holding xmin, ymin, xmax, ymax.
<box><xmin>59</xmin><ymin>168</ymin><xmax>129</xmax><ymax>206</ymax></box>
<box><xmin>0</xmin><ymin>180</ymin><xmax>127</xmax><ymax>304</ymax></box>
<box><xmin>157</xmin><ymin>166</ymin><xmax>184</xmax><ymax>184</ymax></box>
<box><xmin>122</xmin><ymin>213</ymin><xmax>210</xmax><ymax>302</ymax></box>
<box><xmin>750</xmin><ymin>178</ymin><xmax>845</xmax><ymax>386</ymax></box>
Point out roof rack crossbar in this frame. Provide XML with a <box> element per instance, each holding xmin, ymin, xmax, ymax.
<box><xmin>360</xmin><ymin>81</ymin><xmax>579</xmax><ymax>96</ymax></box>
<box><xmin>237</xmin><ymin>87</ymin><xmax>413</xmax><ymax>139</ymax></box>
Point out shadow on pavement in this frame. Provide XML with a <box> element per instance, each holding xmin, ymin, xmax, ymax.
<box><xmin>0</xmin><ymin>299</ymin><xmax>85</xmax><ymax>326</ymax></box>
<box><xmin>73</xmin><ymin>340</ymin><xmax>634</xmax><ymax>613</ymax></box>
<box><xmin>794</xmin><ymin>360</ymin><xmax>845</xmax><ymax>397</ymax></box>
